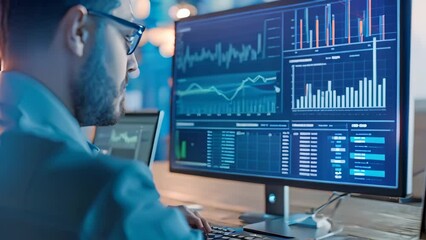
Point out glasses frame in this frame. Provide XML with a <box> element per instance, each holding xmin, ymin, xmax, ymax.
<box><xmin>87</xmin><ymin>9</ymin><xmax>145</xmax><ymax>55</ymax></box>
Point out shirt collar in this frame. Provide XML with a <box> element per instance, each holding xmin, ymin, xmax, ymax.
<box><xmin>0</xmin><ymin>71</ymin><xmax>94</xmax><ymax>154</ymax></box>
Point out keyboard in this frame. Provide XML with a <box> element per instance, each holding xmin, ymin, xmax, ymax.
<box><xmin>205</xmin><ymin>226</ymin><xmax>272</xmax><ymax>240</ymax></box>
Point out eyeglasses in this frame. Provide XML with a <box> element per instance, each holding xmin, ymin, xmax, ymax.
<box><xmin>87</xmin><ymin>9</ymin><xmax>145</xmax><ymax>55</ymax></box>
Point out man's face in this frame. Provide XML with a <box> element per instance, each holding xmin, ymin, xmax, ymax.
<box><xmin>73</xmin><ymin>0</ymin><xmax>139</xmax><ymax>126</ymax></box>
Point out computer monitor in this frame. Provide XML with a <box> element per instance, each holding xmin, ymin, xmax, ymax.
<box><xmin>171</xmin><ymin>0</ymin><xmax>412</xmax><ymax>236</ymax></box>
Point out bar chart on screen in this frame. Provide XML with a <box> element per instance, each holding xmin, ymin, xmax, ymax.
<box><xmin>282</xmin><ymin>0</ymin><xmax>395</xmax><ymax>51</ymax></box>
<box><xmin>282</xmin><ymin>0</ymin><xmax>397</xmax><ymax>113</ymax></box>
<box><xmin>289</xmin><ymin>35</ymin><xmax>389</xmax><ymax>110</ymax></box>
<box><xmin>291</xmin><ymin>37</ymin><xmax>388</xmax><ymax>111</ymax></box>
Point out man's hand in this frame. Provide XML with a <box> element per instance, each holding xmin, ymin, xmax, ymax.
<box><xmin>175</xmin><ymin>205</ymin><xmax>212</xmax><ymax>233</ymax></box>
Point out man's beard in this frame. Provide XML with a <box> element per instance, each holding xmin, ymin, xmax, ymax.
<box><xmin>72</xmin><ymin>34</ymin><xmax>126</xmax><ymax>126</ymax></box>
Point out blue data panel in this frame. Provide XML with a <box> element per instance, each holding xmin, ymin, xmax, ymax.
<box><xmin>171</xmin><ymin>0</ymin><xmax>403</xmax><ymax>192</ymax></box>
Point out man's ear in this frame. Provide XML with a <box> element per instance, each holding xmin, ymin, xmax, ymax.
<box><xmin>63</xmin><ymin>5</ymin><xmax>90</xmax><ymax>57</ymax></box>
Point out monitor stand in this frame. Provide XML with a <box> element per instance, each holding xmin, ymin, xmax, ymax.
<box><xmin>241</xmin><ymin>184</ymin><xmax>334</xmax><ymax>239</ymax></box>
<box><xmin>239</xmin><ymin>184</ymin><xmax>288</xmax><ymax>224</ymax></box>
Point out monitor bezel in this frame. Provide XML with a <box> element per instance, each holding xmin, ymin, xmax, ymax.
<box><xmin>170</xmin><ymin>0</ymin><xmax>412</xmax><ymax>197</ymax></box>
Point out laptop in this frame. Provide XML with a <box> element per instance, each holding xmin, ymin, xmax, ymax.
<box><xmin>93</xmin><ymin>111</ymin><xmax>163</xmax><ymax>167</ymax></box>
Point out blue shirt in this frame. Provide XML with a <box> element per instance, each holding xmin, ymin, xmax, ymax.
<box><xmin>0</xmin><ymin>71</ymin><xmax>202</xmax><ymax>240</ymax></box>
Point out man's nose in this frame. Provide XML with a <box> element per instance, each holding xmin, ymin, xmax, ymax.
<box><xmin>127</xmin><ymin>53</ymin><xmax>140</xmax><ymax>79</ymax></box>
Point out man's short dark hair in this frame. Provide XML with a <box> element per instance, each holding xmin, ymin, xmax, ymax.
<box><xmin>1</xmin><ymin>0</ymin><xmax>120</xmax><ymax>56</ymax></box>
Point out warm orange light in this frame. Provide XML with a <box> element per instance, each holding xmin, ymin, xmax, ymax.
<box><xmin>148</xmin><ymin>27</ymin><xmax>175</xmax><ymax>47</ymax></box>
<box><xmin>176</xmin><ymin>8</ymin><xmax>191</xmax><ymax>19</ymax></box>
<box><xmin>168</xmin><ymin>3</ymin><xmax>197</xmax><ymax>20</ymax></box>
<box><xmin>159</xmin><ymin>43</ymin><xmax>175</xmax><ymax>58</ymax></box>
<box><xmin>133</xmin><ymin>0</ymin><xmax>151</xmax><ymax>19</ymax></box>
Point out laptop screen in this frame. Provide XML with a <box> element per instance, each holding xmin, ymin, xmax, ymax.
<box><xmin>93</xmin><ymin>111</ymin><xmax>163</xmax><ymax>166</ymax></box>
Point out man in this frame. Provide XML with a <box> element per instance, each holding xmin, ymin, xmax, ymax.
<box><xmin>0</xmin><ymin>0</ymin><xmax>210</xmax><ymax>239</ymax></box>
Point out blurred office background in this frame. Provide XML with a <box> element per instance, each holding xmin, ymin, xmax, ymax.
<box><xmin>126</xmin><ymin>0</ymin><xmax>426</xmax><ymax>161</ymax></box>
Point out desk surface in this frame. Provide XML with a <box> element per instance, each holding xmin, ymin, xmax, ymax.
<box><xmin>152</xmin><ymin>161</ymin><xmax>422</xmax><ymax>239</ymax></box>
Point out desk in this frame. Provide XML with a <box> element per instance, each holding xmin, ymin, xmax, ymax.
<box><xmin>152</xmin><ymin>161</ymin><xmax>422</xmax><ymax>239</ymax></box>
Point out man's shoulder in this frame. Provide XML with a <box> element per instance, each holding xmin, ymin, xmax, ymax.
<box><xmin>1</xmin><ymin>129</ymin><xmax>152</xmax><ymax>200</ymax></box>
<box><xmin>1</xmin><ymin>129</ymin><xmax>134</xmax><ymax>166</ymax></box>
<box><xmin>0</xmin><ymin>130</ymin><xmax>157</xmax><ymax>238</ymax></box>
<box><xmin>1</xmin><ymin>127</ymin><xmax>148</xmax><ymax>177</ymax></box>
<box><xmin>0</xmin><ymin>129</ymin><xmax>154</xmax><ymax>199</ymax></box>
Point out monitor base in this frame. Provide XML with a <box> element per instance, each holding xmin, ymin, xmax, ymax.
<box><xmin>238</xmin><ymin>212</ymin><xmax>281</xmax><ymax>224</ymax></box>
<box><xmin>243</xmin><ymin>216</ymin><xmax>336</xmax><ymax>239</ymax></box>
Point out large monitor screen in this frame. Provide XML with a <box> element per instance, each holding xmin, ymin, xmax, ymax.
<box><xmin>170</xmin><ymin>0</ymin><xmax>411</xmax><ymax>196</ymax></box>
